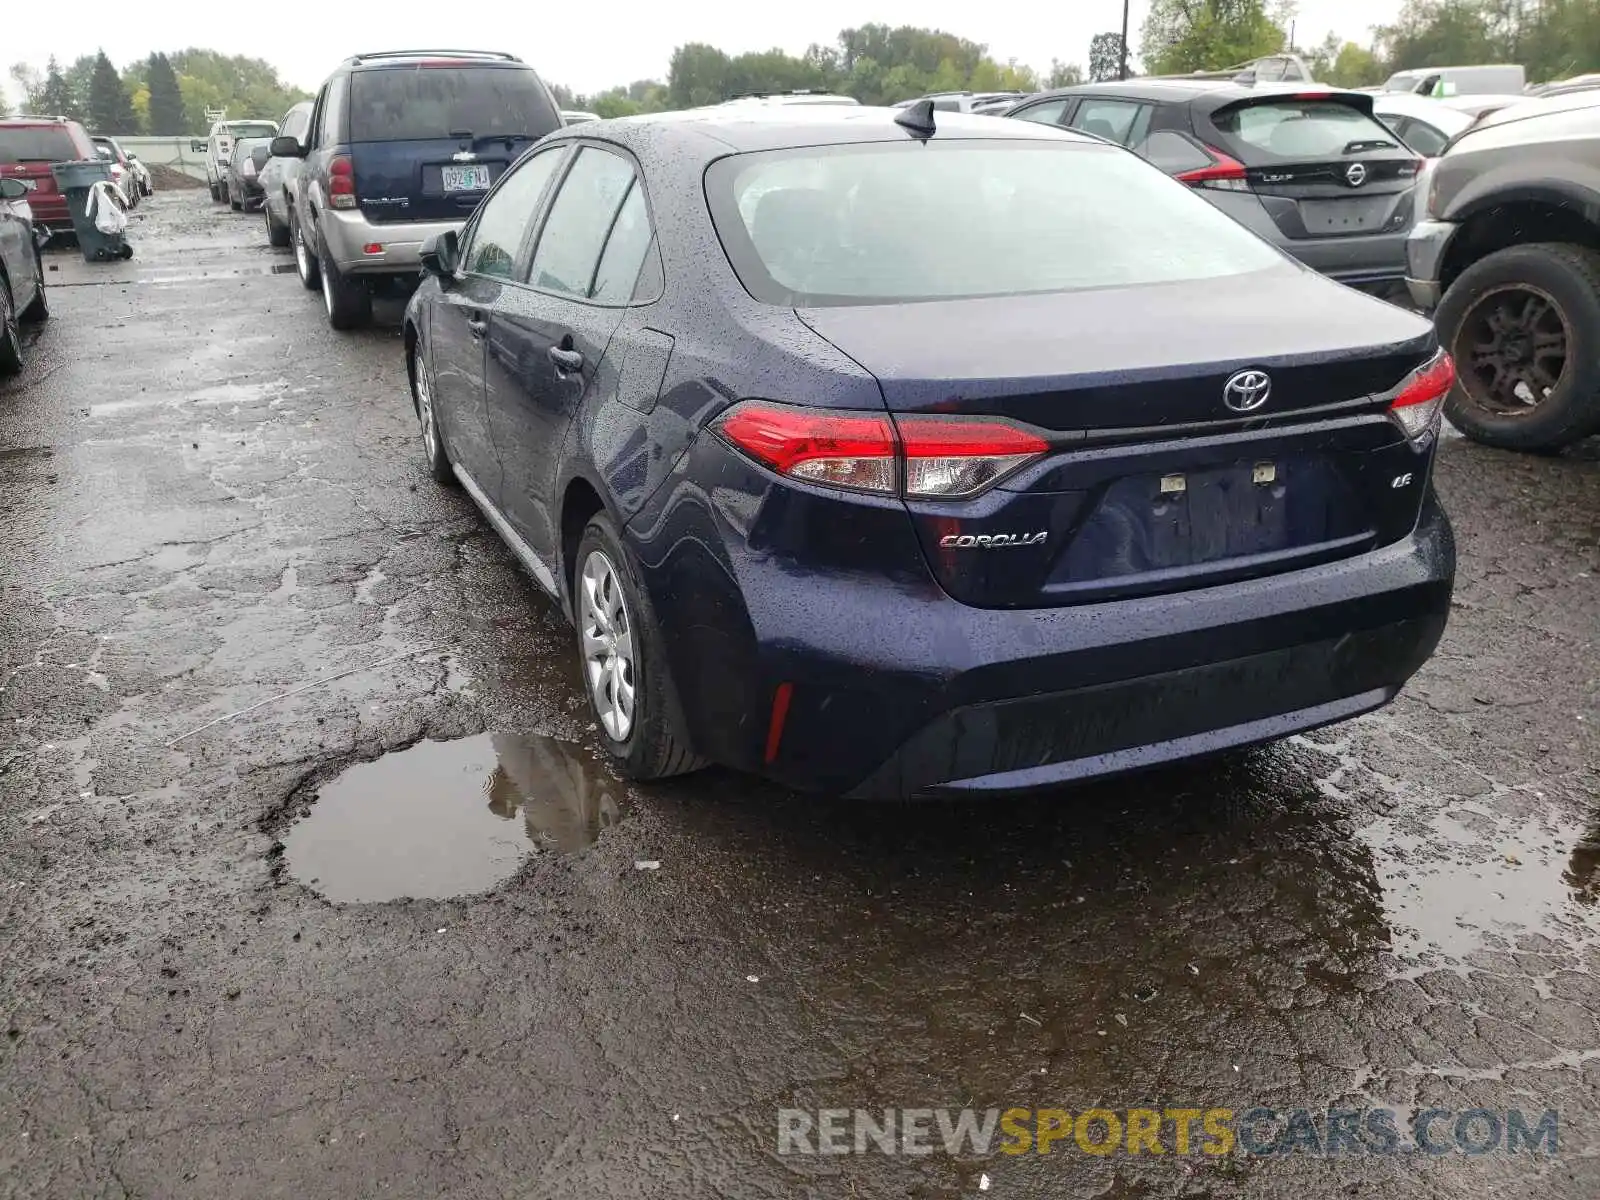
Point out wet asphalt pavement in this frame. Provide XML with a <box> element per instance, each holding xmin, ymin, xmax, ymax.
<box><xmin>1</xmin><ymin>192</ymin><xmax>1598</xmax><ymax>1199</ymax></box>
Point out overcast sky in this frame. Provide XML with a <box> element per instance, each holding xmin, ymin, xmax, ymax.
<box><xmin>4</xmin><ymin>1</ymin><xmax>1404</xmax><ymax>105</ymax></box>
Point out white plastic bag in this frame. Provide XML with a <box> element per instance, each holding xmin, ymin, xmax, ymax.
<box><xmin>85</xmin><ymin>181</ymin><xmax>128</xmax><ymax>235</ymax></box>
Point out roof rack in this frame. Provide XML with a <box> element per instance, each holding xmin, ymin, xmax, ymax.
<box><xmin>349</xmin><ymin>49</ymin><xmax>521</xmax><ymax>64</ymax></box>
<box><xmin>12</xmin><ymin>114</ymin><xmax>71</xmax><ymax>123</ymax></box>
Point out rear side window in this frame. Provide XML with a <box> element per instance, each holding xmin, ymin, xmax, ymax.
<box><xmin>590</xmin><ymin>184</ymin><xmax>654</xmax><ymax>304</ymax></box>
<box><xmin>1068</xmin><ymin>98</ymin><xmax>1151</xmax><ymax>146</ymax></box>
<box><xmin>528</xmin><ymin>148</ymin><xmax>635</xmax><ymax>298</ymax></box>
<box><xmin>0</xmin><ymin>128</ymin><xmax>78</xmax><ymax>163</ymax></box>
<box><xmin>281</xmin><ymin>108</ymin><xmax>311</xmax><ymax>142</ymax></box>
<box><xmin>349</xmin><ymin>66</ymin><xmax>560</xmax><ymax>143</ymax></box>
<box><xmin>1010</xmin><ymin>99</ymin><xmax>1068</xmax><ymax>126</ymax></box>
<box><xmin>708</xmin><ymin>140</ymin><xmax>1284</xmax><ymax>306</ymax></box>
<box><xmin>1208</xmin><ymin>100</ymin><xmax>1402</xmax><ymax>162</ymax></box>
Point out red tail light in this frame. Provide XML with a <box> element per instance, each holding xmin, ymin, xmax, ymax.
<box><xmin>1388</xmin><ymin>351</ymin><xmax>1455</xmax><ymax>442</ymax></box>
<box><xmin>329</xmin><ymin>155</ymin><xmax>357</xmax><ymax>210</ymax></box>
<box><xmin>713</xmin><ymin>402</ymin><xmax>1050</xmax><ymax>499</ymax></box>
<box><xmin>1177</xmin><ymin>149</ymin><xmax>1250</xmax><ymax>192</ymax></box>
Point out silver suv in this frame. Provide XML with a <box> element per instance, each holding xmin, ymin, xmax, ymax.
<box><xmin>273</xmin><ymin>50</ymin><xmax>563</xmax><ymax>329</ymax></box>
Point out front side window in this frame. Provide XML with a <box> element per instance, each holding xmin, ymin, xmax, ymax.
<box><xmin>708</xmin><ymin>140</ymin><xmax>1284</xmax><ymax>306</ymax></box>
<box><xmin>462</xmin><ymin>147</ymin><xmax>565</xmax><ymax>279</ymax></box>
<box><xmin>528</xmin><ymin>148</ymin><xmax>636</xmax><ymax>298</ymax></box>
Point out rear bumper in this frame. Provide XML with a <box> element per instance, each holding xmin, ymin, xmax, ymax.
<box><xmin>29</xmin><ymin>196</ymin><xmax>70</xmax><ymax>229</ymax></box>
<box><xmin>1404</xmin><ymin>219</ymin><xmax>1457</xmax><ymax>311</ymax></box>
<box><xmin>639</xmin><ymin>480</ymin><xmax>1454</xmax><ymax>798</ymax></box>
<box><xmin>319</xmin><ymin>208</ymin><xmax>465</xmax><ymax>276</ymax></box>
<box><xmin>1284</xmin><ymin>228</ymin><xmax>1411</xmax><ymax>286</ymax></box>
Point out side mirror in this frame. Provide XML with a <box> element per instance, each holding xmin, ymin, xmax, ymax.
<box><xmin>126</xmin><ymin>153</ymin><xmax>139</xmax><ymax>161</ymax></box>
<box><xmin>269</xmin><ymin>135</ymin><xmax>306</xmax><ymax>159</ymax></box>
<box><xmin>190</xmin><ymin>139</ymin><xmax>205</xmax><ymax>153</ymax></box>
<box><xmin>420</xmin><ymin>230</ymin><xmax>460</xmax><ymax>280</ymax></box>
<box><xmin>0</xmin><ymin>177</ymin><xmax>28</xmax><ymax>200</ymax></box>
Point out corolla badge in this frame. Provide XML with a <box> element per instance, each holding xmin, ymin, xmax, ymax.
<box><xmin>939</xmin><ymin>532</ymin><xmax>1048</xmax><ymax>549</ymax></box>
<box><xmin>1345</xmin><ymin>162</ymin><xmax>1368</xmax><ymax>187</ymax></box>
<box><xmin>1222</xmin><ymin>369</ymin><xmax>1272</xmax><ymax>413</ymax></box>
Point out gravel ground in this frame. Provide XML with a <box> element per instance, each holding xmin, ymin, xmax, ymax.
<box><xmin>1</xmin><ymin>191</ymin><xmax>1597</xmax><ymax>1200</ymax></box>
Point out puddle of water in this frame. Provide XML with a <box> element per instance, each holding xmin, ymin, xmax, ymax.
<box><xmin>0</xmin><ymin>446</ymin><xmax>53</xmax><ymax>462</ymax></box>
<box><xmin>1359</xmin><ymin>802</ymin><xmax>1600</xmax><ymax>960</ymax></box>
<box><xmin>283</xmin><ymin>732</ymin><xmax>626</xmax><ymax>903</ymax></box>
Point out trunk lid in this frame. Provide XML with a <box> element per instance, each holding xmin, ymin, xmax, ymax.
<box><xmin>346</xmin><ymin>62</ymin><xmax>561</xmax><ymax>225</ymax></box>
<box><xmin>1197</xmin><ymin>93</ymin><xmax>1421</xmax><ymax>241</ymax></box>
<box><xmin>797</xmin><ymin>273</ymin><xmax>1439</xmax><ymax>608</ymax></box>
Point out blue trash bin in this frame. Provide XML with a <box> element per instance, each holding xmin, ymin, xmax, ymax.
<box><xmin>50</xmin><ymin>160</ymin><xmax>131</xmax><ymax>262</ymax></box>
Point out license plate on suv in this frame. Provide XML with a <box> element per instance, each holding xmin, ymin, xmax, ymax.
<box><xmin>441</xmin><ymin>165</ymin><xmax>490</xmax><ymax>192</ymax></box>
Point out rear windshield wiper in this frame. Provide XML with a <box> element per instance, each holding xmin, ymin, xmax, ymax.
<box><xmin>450</xmin><ymin>130</ymin><xmax>534</xmax><ymax>150</ymax></box>
<box><xmin>1343</xmin><ymin>138</ymin><xmax>1398</xmax><ymax>154</ymax></box>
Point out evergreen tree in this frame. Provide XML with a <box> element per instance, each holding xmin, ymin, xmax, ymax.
<box><xmin>87</xmin><ymin>50</ymin><xmax>135</xmax><ymax>133</ymax></box>
<box><xmin>38</xmin><ymin>56</ymin><xmax>78</xmax><ymax>120</ymax></box>
<box><xmin>146</xmin><ymin>53</ymin><xmax>185</xmax><ymax>134</ymax></box>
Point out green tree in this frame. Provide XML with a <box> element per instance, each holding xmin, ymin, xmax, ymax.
<box><xmin>146</xmin><ymin>53</ymin><xmax>185</xmax><ymax>135</ymax></box>
<box><xmin>1089</xmin><ymin>32</ymin><xmax>1127</xmax><ymax>81</ymax></box>
<box><xmin>39</xmin><ymin>57</ymin><xmax>79</xmax><ymax>121</ymax></box>
<box><xmin>1140</xmin><ymin>0</ymin><xmax>1287</xmax><ymax>75</ymax></box>
<box><xmin>1045</xmin><ymin>58</ymin><xmax>1086</xmax><ymax>88</ymax></box>
<box><xmin>87</xmin><ymin>50</ymin><xmax>135</xmax><ymax>133</ymax></box>
<box><xmin>163</xmin><ymin>49</ymin><xmax>310</xmax><ymax>132</ymax></box>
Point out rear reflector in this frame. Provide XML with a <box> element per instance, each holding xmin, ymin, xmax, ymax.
<box><xmin>713</xmin><ymin>401</ymin><xmax>1049</xmax><ymax>499</ymax></box>
<box><xmin>1389</xmin><ymin>351</ymin><xmax>1455</xmax><ymax>442</ymax></box>
<box><xmin>764</xmin><ymin>682</ymin><xmax>794</xmax><ymax>764</ymax></box>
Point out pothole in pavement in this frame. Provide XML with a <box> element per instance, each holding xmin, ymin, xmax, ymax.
<box><xmin>281</xmin><ymin>732</ymin><xmax>627</xmax><ymax>903</ymax></box>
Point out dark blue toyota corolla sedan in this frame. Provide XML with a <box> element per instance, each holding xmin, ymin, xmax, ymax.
<box><xmin>403</xmin><ymin>105</ymin><xmax>1455</xmax><ymax>798</ymax></box>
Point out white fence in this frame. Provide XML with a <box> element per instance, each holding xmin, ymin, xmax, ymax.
<box><xmin>116</xmin><ymin>136</ymin><xmax>210</xmax><ymax>181</ymax></box>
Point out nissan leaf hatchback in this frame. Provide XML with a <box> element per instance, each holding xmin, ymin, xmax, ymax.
<box><xmin>404</xmin><ymin>107</ymin><xmax>1456</xmax><ymax>798</ymax></box>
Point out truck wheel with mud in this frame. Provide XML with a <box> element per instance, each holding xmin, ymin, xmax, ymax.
<box><xmin>1436</xmin><ymin>242</ymin><xmax>1600</xmax><ymax>452</ymax></box>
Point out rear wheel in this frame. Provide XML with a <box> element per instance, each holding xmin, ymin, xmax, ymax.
<box><xmin>219</xmin><ymin>180</ymin><xmax>230</xmax><ymax>207</ymax></box>
<box><xmin>20</xmin><ymin>252</ymin><xmax>48</xmax><ymax>323</ymax></box>
<box><xmin>0</xmin><ymin>282</ymin><xmax>22</xmax><ymax>377</ymax></box>
<box><xmin>318</xmin><ymin>240</ymin><xmax>371</xmax><ymax>330</ymax></box>
<box><xmin>1436</xmin><ymin>242</ymin><xmax>1600</xmax><ymax>452</ymax></box>
<box><xmin>229</xmin><ymin>187</ymin><xmax>242</xmax><ymax>212</ymax></box>
<box><xmin>208</xmin><ymin>180</ymin><xmax>220</xmax><ymax>202</ymax></box>
<box><xmin>574</xmin><ymin>513</ymin><xmax>705</xmax><ymax>782</ymax></box>
<box><xmin>409</xmin><ymin>344</ymin><xmax>454</xmax><ymax>484</ymax></box>
<box><xmin>264</xmin><ymin>202</ymin><xmax>290</xmax><ymax>248</ymax></box>
<box><xmin>290</xmin><ymin>210</ymin><xmax>320</xmax><ymax>291</ymax></box>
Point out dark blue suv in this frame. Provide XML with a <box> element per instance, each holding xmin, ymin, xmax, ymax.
<box><xmin>273</xmin><ymin>50</ymin><xmax>563</xmax><ymax>329</ymax></box>
<box><xmin>404</xmin><ymin>107</ymin><xmax>1455</xmax><ymax>798</ymax></box>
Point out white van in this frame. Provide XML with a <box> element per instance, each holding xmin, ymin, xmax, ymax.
<box><xmin>1383</xmin><ymin>64</ymin><xmax>1526</xmax><ymax>96</ymax></box>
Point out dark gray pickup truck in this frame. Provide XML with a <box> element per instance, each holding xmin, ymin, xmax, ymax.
<box><xmin>1406</xmin><ymin>92</ymin><xmax>1600</xmax><ymax>452</ymax></box>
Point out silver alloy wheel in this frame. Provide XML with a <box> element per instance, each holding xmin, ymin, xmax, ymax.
<box><xmin>414</xmin><ymin>356</ymin><xmax>438</xmax><ymax>463</ymax></box>
<box><xmin>293</xmin><ymin>219</ymin><xmax>310</xmax><ymax>281</ymax></box>
<box><xmin>580</xmin><ymin>550</ymin><xmax>636</xmax><ymax>742</ymax></box>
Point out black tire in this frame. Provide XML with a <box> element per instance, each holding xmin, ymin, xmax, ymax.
<box><xmin>573</xmin><ymin>512</ymin><xmax>705</xmax><ymax>782</ymax></box>
<box><xmin>20</xmin><ymin>252</ymin><xmax>48</xmax><ymax>324</ymax></box>
<box><xmin>229</xmin><ymin>190</ymin><xmax>242</xmax><ymax>212</ymax></box>
<box><xmin>208</xmin><ymin>181</ymin><xmax>220</xmax><ymax>202</ymax></box>
<box><xmin>0</xmin><ymin>280</ymin><xmax>22</xmax><ymax>377</ymax></box>
<box><xmin>264</xmin><ymin>203</ymin><xmax>290</xmax><ymax>248</ymax></box>
<box><xmin>1436</xmin><ymin>242</ymin><xmax>1600</xmax><ymax>452</ymax></box>
<box><xmin>409</xmin><ymin>343</ymin><xmax>454</xmax><ymax>485</ymax></box>
<box><xmin>290</xmin><ymin>209</ymin><xmax>320</xmax><ymax>291</ymax></box>
<box><xmin>219</xmin><ymin>181</ymin><xmax>231</xmax><ymax>207</ymax></box>
<box><xmin>317</xmin><ymin>239</ymin><xmax>371</xmax><ymax>331</ymax></box>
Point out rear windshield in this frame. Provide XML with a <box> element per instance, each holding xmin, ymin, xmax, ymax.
<box><xmin>349</xmin><ymin>66</ymin><xmax>561</xmax><ymax>143</ymax></box>
<box><xmin>707</xmin><ymin>141</ymin><xmax>1283</xmax><ymax>307</ymax></box>
<box><xmin>0</xmin><ymin>127</ymin><xmax>78</xmax><ymax>163</ymax></box>
<box><xmin>1207</xmin><ymin>100</ymin><xmax>1402</xmax><ymax>162</ymax></box>
<box><xmin>225</xmin><ymin>123</ymin><xmax>277</xmax><ymax>139</ymax></box>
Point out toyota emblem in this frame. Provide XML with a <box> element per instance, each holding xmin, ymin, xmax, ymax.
<box><xmin>1223</xmin><ymin>369</ymin><xmax>1272</xmax><ymax>413</ymax></box>
<box><xmin>1345</xmin><ymin>162</ymin><xmax>1368</xmax><ymax>187</ymax></box>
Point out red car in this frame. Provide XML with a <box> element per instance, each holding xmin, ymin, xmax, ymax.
<box><xmin>0</xmin><ymin>116</ymin><xmax>98</xmax><ymax>234</ymax></box>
